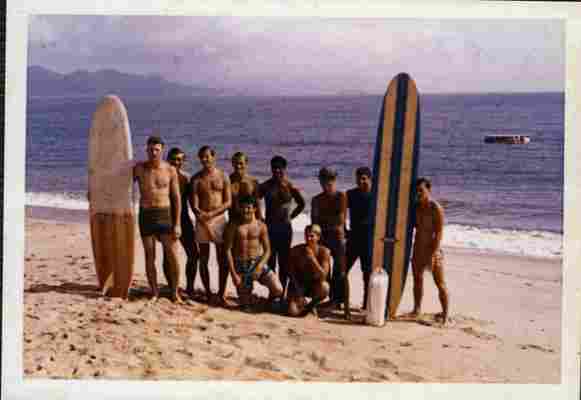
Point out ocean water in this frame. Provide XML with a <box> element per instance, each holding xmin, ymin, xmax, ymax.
<box><xmin>26</xmin><ymin>93</ymin><xmax>564</xmax><ymax>258</ymax></box>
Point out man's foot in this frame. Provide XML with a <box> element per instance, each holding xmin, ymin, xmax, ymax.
<box><xmin>398</xmin><ymin>310</ymin><xmax>421</xmax><ymax>320</ymax></box>
<box><xmin>435</xmin><ymin>312</ymin><xmax>450</xmax><ymax>326</ymax></box>
<box><xmin>171</xmin><ymin>292</ymin><xmax>184</xmax><ymax>304</ymax></box>
<box><xmin>146</xmin><ymin>295</ymin><xmax>159</xmax><ymax>306</ymax></box>
<box><xmin>217</xmin><ymin>296</ymin><xmax>237</xmax><ymax>308</ymax></box>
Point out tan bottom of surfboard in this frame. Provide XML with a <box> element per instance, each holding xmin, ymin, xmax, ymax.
<box><xmin>90</xmin><ymin>213</ymin><xmax>135</xmax><ymax>299</ymax></box>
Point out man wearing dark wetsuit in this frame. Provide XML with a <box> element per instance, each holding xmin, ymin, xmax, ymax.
<box><xmin>344</xmin><ymin>167</ymin><xmax>373</xmax><ymax>313</ymax></box>
<box><xmin>163</xmin><ymin>148</ymin><xmax>199</xmax><ymax>299</ymax></box>
<box><xmin>258</xmin><ymin>156</ymin><xmax>305</xmax><ymax>296</ymax></box>
<box><xmin>311</xmin><ymin>167</ymin><xmax>348</xmax><ymax>318</ymax></box>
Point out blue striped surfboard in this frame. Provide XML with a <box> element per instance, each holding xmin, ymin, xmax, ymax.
<box><xmin>369</xmin><ymin>73</ymin><xmax>421</xmax><ymax>320</ymax></box>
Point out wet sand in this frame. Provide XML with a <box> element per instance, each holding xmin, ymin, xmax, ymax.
<box><xmin>23</xmin><ymin>216</ymin><xmax>561</xmax><ymax>382</ymax></box>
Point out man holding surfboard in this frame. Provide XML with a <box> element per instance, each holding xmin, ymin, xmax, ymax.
<box><xmin>133</xmin><ymin>136</ymin><xmax>183</xmax><ymax>304</ymax></box>
<box><xmin>191</xmin><ymin>146</ymin><xmax>233</xmax><ymax>307</ymax></box>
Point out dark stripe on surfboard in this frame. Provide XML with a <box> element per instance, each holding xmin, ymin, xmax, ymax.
<box><xmin>387</xmin><ymin>75</ymin><xmax>419</xmax><ymax>316</ymax></box>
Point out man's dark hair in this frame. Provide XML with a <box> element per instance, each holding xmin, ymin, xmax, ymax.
<box><xmin>270</xmin><ymin>155</ymin><xmax>288</xmax><ymax>169</ymax></box>
<box><xmin>232</xmin><ymin>152</ymin><xmax>247</xmax><ymax>162</ymax></box>
<box><xmin>355</xmin><ymin>166</ymin><xmax>372</xmax><ymax>178</ymax></box>
<box><xmin>318</xmin><ymin>167</ymin><xmax>337</xmax><ymax>182</ymax></box>
<box><xmin>147</xmin><ymin>136</ymin><xmax>165</xmax><ymax>147</ymax></box>
<box><xmin>167</xmin><ymin>147</ymin><xmax>185</xmax><ymax>161</ymax></box>
<box><xmin>238</xmin><ymin>195</ymin><xmax>257</xmax><ymax>207</ymax></box>
<box><xmin>416</xmin><ymin>177</ymin><xmax>432</xmax><ymax>190</ymax></box>
<box><xmin>198</xmin><ymin>145</ymin><xmax>216</xmax><ymax>158</ymax></box>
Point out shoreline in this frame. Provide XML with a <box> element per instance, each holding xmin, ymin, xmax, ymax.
<box><xmin>22</xmin><ymin>215</ymin><xmax>562</xmax><ymax>382</ymax></box>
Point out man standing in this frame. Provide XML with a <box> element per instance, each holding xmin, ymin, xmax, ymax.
<box><xmin>133</xmin><ymin>136</ymin><xmax>182</xmax><ymax>303</ymax></box>
<box><xmin>163</xmin><ymin>147</ymin><xmax>199</xmax><ymax>299</ymax></box>
<box><xmin>402</xmin><ymin>177</ymin><xmax>450</xmax><ymax>325</ymax></box>
<box><xmin>287</xmin><ymin>224</ymin><xmax>331</xmax><ymax>317</ymax></box>
<box><xmin>229</xmin><ymin>152</ymin><xmax>262</xmax><ymax>224</ymax></box>
<box><xmin>191</xmin><ymin>146</ymin><xmax>232</xmax><ymax>306</ymax></box>
<box><xmin>225</xmin><ymin>195</ymin><xmax>283</xmax><ymax>308</ymax></box>
<box><xmin>258</xmin><ymin>156</ymin><xmax>305</xmax><ymax>296</ymax></box>
<box><xmin>311</xmin><ymin>167</ymin><xmax>348</xmax><ymax>317</ymax></box>
<box><xmin>344</xmin><ymin>167</ymin><xmax>373</xmax><ymax>313</ymax></box>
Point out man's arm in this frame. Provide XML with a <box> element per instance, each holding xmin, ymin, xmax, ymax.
<box><xmin>310</xmin><ymin>197</ymin><xmax>320</xmax><ymax>226</ymax></box>
<box><xmin>432</xmin><ymin>202</ymin><xmax>444</xmax><ymax>256</ymax></box>
<box><xmin>253</xmin><ymin>179</ymin><xmax>264</xmax><ymax>221</ymax></box>
<box><xmin>254</xmin><ymin>223</ymin><xmax>272</xmax><ymax>278</ymax></box>
<box><xmin>208</xmin><ymin>172</ymin><xmax>232</xmax><ymax>219</ymax></box>
<box><xmin>169</xmin><ymin>166</ymin><xmax>182</xmax><ymax>233</ymax></box>
<box><xmin>290</xmin><ymin>184</ymin><xmax>305</xmax><ymax>220</ymax></box>
<box><xmin>308</xmin><ymin>247</ymin><xmax>330</xmax><ymax>281</ymax></box>
<box><xmin>338</xmin><ymin>191</ymin><xmax>347</xmax><ymax>228</ymax></box>
<box><xmin>224</xmin><ymin>224</ymin><xmax>241</xmax><ymax>288</ymax></box>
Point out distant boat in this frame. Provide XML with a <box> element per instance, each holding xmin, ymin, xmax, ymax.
<box><xmin>484</xmin><ymin>135</ymin><xmax>531</xmax><ymax>144</ymax></box>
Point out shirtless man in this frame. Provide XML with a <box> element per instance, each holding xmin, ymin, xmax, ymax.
<box><xmin>225</xmin><ymin>195</ymin><xmax>283</xmax><ymax>308</ymax></box>
<box><xmin>133</xmin><ymin>136</ymin><xmax>182</xmax><ymax>303</ymax></box>
<box><xmin>287</xmin><ymin>224</ymin><xmax>331</xmax><ymax>317</ymax></box>
<box><xmin>401</xmin><ymin>177</ymin><xmax>450</xmax><ymax>325</ymax></box>
<box><xmin>191</xmin><ymin>146</ymin><xmax>232</xmax><ymax>306</ymax></box>
<box><xmin>311</xmin><ymin>167</ymin><xmax>348</xmax><ymax>317</ymax></box>
<box><xmin>258</xmin><ymin>156</ymin><xmax>305</xmax><ymax>296</ymax></box>
<box><xmin>229</xmin><ymin>152</ymin><xmax>262</xmax><ymax>224</ymax></box>
<box><xmin>163</xmin><ymin>148</ymin><xmax>199</xmax><ymax>298</ymax></box>
<box><xmin>344</xmin><ymin>167</ymin><xmax>373</xmax><ymax>313</ymax></box>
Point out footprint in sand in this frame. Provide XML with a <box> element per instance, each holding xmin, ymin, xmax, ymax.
<box><xmin>519</xmin><ymin>344</ymin><xmax>555</xmax><ymax>353</ymax></box>
<box><xmin>309</xmin><ymin>351</ymin><xmax>328</xmax><ymax>369</ymax></box>
<box><xmin>373</xmin><ymin>358</ymin><xmax>398</xmax><ymax>370</ymax></box>
<box><xmin>460</xmin><ymin>327</ymin><xmax>500</xmax><ymax>341</ymax></box>
<box><xmin>244</xmin><ymin>357</ymin><xmax>281</xmax><ymax>372</ymax></box>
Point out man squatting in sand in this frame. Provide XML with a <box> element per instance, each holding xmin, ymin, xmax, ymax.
<box><xmin>225</xmin><ymin>195</ymin><xmax>283</xmax><ymax>307</ymax></box>
<box><xmin>133</xmin><ymin>136</ymin><xmax>183</xmax><ymax>303</ymax></box>
<box><xmin>229</xmin><ymin>152</ymin><xmax>262</xmax><ymax>224</ymax></box>
<box><xmin>343</xmin><ymin>167</ymin><xmax>373</xmax><ymax>313</ymax></box>
<box><xmin>311</xmin><ymin>167</ymin><xmax>349</xmax><ymax>318</ymax></box>
<box><xmin>401</xmin><ymin>177</ymin><xmax>450</xmax><ymax>324</ymax></box>
<box><xmin>163</xmin><ymin>148</ymin><xmax>200</xmax><ymax>299</ymax></box>
<box><xmin>287</xmin><ymin>224</ymin><xmax>331</xmax><ymax>317</ymax></box>
<box><xmin>258</xmin><ymin>156</ymin><xmax>305</xmax><ymax>297</ymax></box>
<box><xmin>191</xmin><ymin>145</ymin><xmax>232</xmax><ymax>306</ymax></box>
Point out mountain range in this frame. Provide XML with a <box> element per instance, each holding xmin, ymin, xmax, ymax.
<box><xmin>27</xmin><ymin>66</ymin><xmax>224</xmax><ymax>98</ymax></box>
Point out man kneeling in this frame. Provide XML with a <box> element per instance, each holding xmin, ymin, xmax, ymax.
<box><xmin>287</xmin><ymin>224</ymin><xmax>331</xmax><ymax>317</ymax></box>
<box><xmin>225</xmin><ymin>195</ymin><xmax>283</xmax><ymax>307</ymax></box>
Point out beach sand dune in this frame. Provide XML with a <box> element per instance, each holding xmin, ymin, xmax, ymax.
<box><xmin>23</xmin><ymin>218</ymin><xmax>561</xmax><ymax>382</ymax></box>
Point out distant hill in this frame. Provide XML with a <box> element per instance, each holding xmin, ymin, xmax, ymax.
<box><xmin>27</xmin><ymin>66</ymin><xmax>224</xmax><ymax>98</ymax></box>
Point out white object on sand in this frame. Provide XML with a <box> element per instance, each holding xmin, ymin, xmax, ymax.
<box><xmin>365</xmin><ymin>268</ymin><xmax>388</xmax><ymax>327</ymax></box>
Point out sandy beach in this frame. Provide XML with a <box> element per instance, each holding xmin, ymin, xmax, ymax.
<box><xmin>23</xmin><ymin>212</ymin><xmax>561</xmax><ymax>383</ymax></box>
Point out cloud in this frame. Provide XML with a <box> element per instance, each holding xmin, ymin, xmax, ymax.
<box><xmin>27</xmin><ymin>16</ymin><xmax>564</xmax><ymax>94</ymax></box>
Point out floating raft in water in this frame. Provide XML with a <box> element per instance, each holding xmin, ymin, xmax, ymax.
<box><xmin>484</xmin><ymin>135</ymin><xmax>531</xmax><ymax>144</ymax></box>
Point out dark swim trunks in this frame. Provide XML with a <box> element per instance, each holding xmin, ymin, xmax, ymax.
<box><xmin>139</xmin><ymin>207</ymin><xmax>173</xmax><ymax>237</ymax></box>
<box><xmin>287</xmin><ymin>277</ymin><xmax>315</xmax><ymax>299</ymax></box>
<box><xmin>235</xmin><ymin>257</ymin><xmax>271</xmax><ymax>293</ymax></box>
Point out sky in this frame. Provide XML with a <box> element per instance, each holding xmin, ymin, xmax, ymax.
<box><xmin>27</xmin><ymin>15</ymin><xmax>564</xmax><ymax>95</ymax></box>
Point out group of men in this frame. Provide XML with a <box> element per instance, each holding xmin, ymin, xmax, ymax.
<box><xmin>132</xmin><ymin>136</ymin><xmax>449</xmax><ymax>323</ymax></box>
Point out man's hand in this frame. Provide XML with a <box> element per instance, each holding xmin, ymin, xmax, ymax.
<box><xmin>232</xmin><ymin>272</ymin><xmax>242</xmax><ymax>289</ymax></box>
<box><xmin>173</xmin><ymin>224</ymin><xmax>182</xmax><ymax>240</ymax></box>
